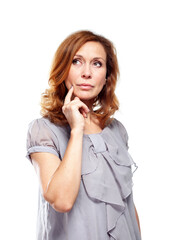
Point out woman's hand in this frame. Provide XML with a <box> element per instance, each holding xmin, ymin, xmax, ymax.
<box><xmin>62</xmin><ymin>86</ymin><xmax>89</xmax><ymax>132</ymax></box>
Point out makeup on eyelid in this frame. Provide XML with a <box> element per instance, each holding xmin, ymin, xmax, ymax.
<box><xmin>72</xmin><ymin>57</ymin><xmax>104</xmax><ymax>68</ymax></box>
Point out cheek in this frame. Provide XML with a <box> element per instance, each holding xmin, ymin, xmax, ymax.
<box><xmin>97</xmin><ymin>77</ymin><xmax>106</xmax><ymax>92</ymax></box>
<box><xmin>95</xmin><ymin>68</ymin><xmax>106</xmax><ymax>81</ymax></box>
<box><xmin>64</xmin><ymin>76</ymin><xmax>70</xmax><ymax>88</ymax></box>
<box><xmin>65</xmin><ymin>71</ymin><xmax>74</xmax><ymax>89</ymax></box>
<box><xmin>65</xmin><ymin>68</ymin><xmax>78</xmax><ymax>84</ymax></box>
<box><xmin>97</xmin><ymin>74</ymin><xmax>106</xmax><ymax>86</ymax></box>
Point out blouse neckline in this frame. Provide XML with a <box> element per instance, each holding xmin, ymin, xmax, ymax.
<box><xmin>66</xmin><ymin>118</ymin><xmax>114</xmax><ymax>137</ymax></box>
<box><xmin>83</xmin><ymin>120</ymin><xmax>113</xmax><ymax>137</ymax></box>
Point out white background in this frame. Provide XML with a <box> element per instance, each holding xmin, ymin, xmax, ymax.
<box><xmin>0</xmin><ymin>0</ymin><xmax>169</xmax><ymax>239</ymax></box>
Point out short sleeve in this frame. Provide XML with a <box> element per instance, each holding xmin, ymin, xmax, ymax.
<box><xmin>115</xmin><ymin>119</ymin><xmax>129</xmax><ymax>149</ymax></box>
<box><xmin>26</xmin><ymin>118</ymin><xmax>60</xmax><ymax>163</ymax></box>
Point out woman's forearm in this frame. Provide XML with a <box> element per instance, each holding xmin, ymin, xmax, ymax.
<box><xmin>44</xmin><ymin>129</ymin><xmax>83</xmax><ymax>212</ymax></box>
<box><xmin>135</xmin><ymin>205</ymin><xmax>141</xmax><ymax>233</ymax></box>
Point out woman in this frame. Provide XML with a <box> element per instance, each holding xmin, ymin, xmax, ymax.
<box><xmin>26</xmin><ymin>30</ymin><xmax>141</xmax><ymax>240</ymax></box>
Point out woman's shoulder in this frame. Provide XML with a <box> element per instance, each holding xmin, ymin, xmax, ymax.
<box><xmin>107</xmin><ymin>118</ymin><xmax>129</xmax><ymax>147</ymax></box>
<box><xmin>26</xmin><ymin>117</ymin><xmax>63</xmax><ymax>161</ymax></box>
<box><xmin>110</xmin><ymin>118</ymin><xmax>127</xmax><ymax>131</ymax></box>
<box><xmin>29</xmin><ymin>117</ymin><xmax>56</xmax><ymax>127</ymax></box>
<box><xmin>27</xmin><ymin>117</ymin><xmax>69</xmax><ymax>147</ymax></box>
<box><xmin>28</xmin><ymin>117</ymin><xmax>52</xmax><ymax>134</ymax></box>
<box><xmin>27</xmin><ymin>117</ymin><xmax>70</xmax><ymax>147</ymax></box>
<box><xmin>28</xmin><ymin>117</ymin><xmax>69</xmax><ymax>132</ymax></box>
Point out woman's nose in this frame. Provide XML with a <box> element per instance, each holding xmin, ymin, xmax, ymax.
<box><xmin>81</xmin><ymin>64</ymin><xmax>92</xmax><ymax>79</ymax></box>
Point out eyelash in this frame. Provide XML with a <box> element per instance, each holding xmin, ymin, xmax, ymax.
<box><xmin>72</xmin><ymin>59</ymin><xmax>102</xmax><ymax>67</ymax></box>
<box><xmin>93</xmin><ymin>61</ymin><xmax>102</xmax><ymax>67</ymax></box>
<box><xmin>72</xmin><ymin>59</ymin><xmax>81</xmax><ymax>65</ymax></box>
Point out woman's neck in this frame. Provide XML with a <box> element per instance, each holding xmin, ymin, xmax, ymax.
<box><xmin>83</xmin><ymin>113</ymin><xmax>102</xmax><ymax>134</ymax></box>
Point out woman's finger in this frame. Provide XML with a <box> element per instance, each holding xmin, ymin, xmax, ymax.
<box><xmin>64</xmin><ymin>86</ymin><xmax>74</xmax><ymax>105</ymax></box>
<box><xmin>80</xmin><ymin>108</ymin><xmax>88</xmax><ymax>118</ymax></box>
<box><xmin>73</xmin><ymin>99</ymin><xmax>90</xmax><ymax>115</ymax></box>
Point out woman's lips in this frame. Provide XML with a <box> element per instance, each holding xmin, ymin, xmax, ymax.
<box><xmin>76</xmin><ymin>83</ymin><xmax>94</xmax><ymax>90</ymax></box>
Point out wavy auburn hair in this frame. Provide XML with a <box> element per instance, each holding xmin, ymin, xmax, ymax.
<box><xmin>41</xmin><ymin>30</ymin><xmax>119</xmax><ymax>128</ymax></box>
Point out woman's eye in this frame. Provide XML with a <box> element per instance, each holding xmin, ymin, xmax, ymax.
<box><xmin>72</xmin><ymin>59</ymin><xmax>81</xmax><ymax>65</ymax></box>
<box><xmin>93</xmin><ymin>61</ymin><xmax>102</xmax><ymax>67</ymax></box>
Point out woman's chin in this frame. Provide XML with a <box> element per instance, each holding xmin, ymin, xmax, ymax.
<box><xmin>73</xmin><ymin>91</ymin><xmax>94</xmax><ymax>100</ymax></box>
<box><xmin>75</xmin><ymin>95</ymin><xmax>93</xmax><ymax>102</ymax></box>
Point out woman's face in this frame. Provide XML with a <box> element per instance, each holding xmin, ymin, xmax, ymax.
<box><xmin>65</xmin><ymin>41</ymin><xmax>107</xmax><ymax>104</ymax></box>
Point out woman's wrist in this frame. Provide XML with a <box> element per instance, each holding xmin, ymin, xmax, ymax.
<box><xmin>70</xmin><ymin>127</ymin><xmax>84</xmax><ymax>137</ymax></box>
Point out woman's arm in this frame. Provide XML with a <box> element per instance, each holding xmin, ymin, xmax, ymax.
<box><xmin>31</xmin><ymin>128</ymin><xmax>83</xmax><ymax>213</ymax></box>
<box><xmin>31</xmin><ymin>87</ymin><xmax>89</xmax><ymax>213</ymax></box>
<box><xmin>135</xmin><ymin>205</ymin><xmax>141</xmax><ymax>233</ymax></box>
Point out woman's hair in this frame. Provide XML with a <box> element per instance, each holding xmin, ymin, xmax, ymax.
<box><xmin>41</xmin><ymin>30</ymin><xmax>119</xmax><ymax>128</ymax></box>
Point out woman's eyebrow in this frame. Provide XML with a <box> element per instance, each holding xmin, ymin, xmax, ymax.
<box><xmin>74</xmin><ymin>55</ymin><xmax>106</xmax><ymax>62</ymax></box>
<box><xmin>73</xmin><ymin>54</ymin><xmax>84</xmax><ymax>59</ymax></box>
<box><xmin>93</xmin><ymin>57</ymin><xmax>106</xmax><ymax>62</ymax></box>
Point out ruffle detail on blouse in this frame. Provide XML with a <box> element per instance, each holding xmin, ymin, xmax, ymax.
<box><xmin>81</xmin><ymin>133</ymin><xmax>137</xmax><ymax>240</ymax></box>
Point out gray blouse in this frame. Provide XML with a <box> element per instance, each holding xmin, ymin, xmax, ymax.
<box><xmin>26</xmin><ymin>117</ymin><xmax>141</xmax><ymax>240</ymax></box>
